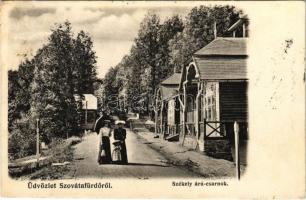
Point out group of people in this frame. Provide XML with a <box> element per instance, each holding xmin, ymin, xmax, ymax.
<box><xmin>95</xmin><ymin>117</ymin><xmax>128</xmax><ymax>165</ymax></box>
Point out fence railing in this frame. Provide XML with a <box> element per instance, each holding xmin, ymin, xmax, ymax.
<box><xmin>168</xmin><ymin>124</ymin><xmax>177</xmax><ymax>136</ymax></box>
<box><xmin>201</xmin><ymin>120</ymin><xmax>248</xmax><ymax>140</ymax></box>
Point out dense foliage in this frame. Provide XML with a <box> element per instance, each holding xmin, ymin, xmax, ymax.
<box><xmin>102</xmin><ymin>5</ymin><xmax>242</xmax><ymax>117</ymax></box>
<box><xmin>8</xmin><ymin>5</ymin><xmax>244</xmax><ymax>159</ymax></box>
<box><xmin>8</xmin><ymin>21</ymin><xmax>98</xmax><ymax>159</ymax></box>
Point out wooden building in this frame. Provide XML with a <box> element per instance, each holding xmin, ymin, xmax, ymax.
<box><xmin>178</xmin><ymin>37</ymin><xmax>248</xmax><ymax>160</ymax></box>
<box><xmin>155</xmin><ymin>73</ymin><xmax>181</xmax><ymax>140</ymax></box>
<box><xmin>154</xmin><ymin>17</ymin><xmax>249</xmax><ymax>162</ymax></box>
<box><xmin>74</xmin><ymin>94</ymin><xmax>98</xmax><ymax>130</ymax></box>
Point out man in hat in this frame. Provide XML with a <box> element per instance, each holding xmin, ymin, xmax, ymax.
<box><xmin>94</xmin><ymin>111</ymin><xmax>112</xmax><ymax>133</ymax></box>
<box><xmin>113</xmin><ymin>120</ymin><xmax>128</xmax><ymax>164</ymax></box>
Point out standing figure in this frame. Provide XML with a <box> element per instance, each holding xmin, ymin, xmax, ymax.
<box><xmin>97</xmin><ymin>120</ymin><xmax>112</xmax><ymax>164</ymax></box>
<box><xmin>113</xmin><ymin>121</ymin><xmax>128</xmax><ymax>164</ymax></box>
<box><xmin>94</xmin><ymin>112</ymin><xmax>112</xmax><ymax>133</ymax></box>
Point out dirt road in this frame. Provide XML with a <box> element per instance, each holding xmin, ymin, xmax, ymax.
<box><xmin>69</xmin><ymin>130</ymin><xmax>199</xmax><ymax>179</ymax></box>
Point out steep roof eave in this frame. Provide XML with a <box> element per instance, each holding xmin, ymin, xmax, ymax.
<box><xmin>194</xmin><ymin>37</ymin><xmax>247</xmax><ymax>56</ymax></box>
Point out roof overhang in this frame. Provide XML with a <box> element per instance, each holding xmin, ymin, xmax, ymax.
<box><xmin>193</xmin><ymin>56</ymin><xmax>247</xmax><ymax>80</ymax></box>
<box><xmin>204</xmin><ymin>79</ymin><xmax>248</xmax><ymax>82</ymax></box>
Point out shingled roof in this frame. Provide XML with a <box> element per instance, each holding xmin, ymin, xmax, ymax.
<box><xmin>191</xmin><ymin>37</ymin><xmax>247</xmax><ymax>80</ymax></box>
<box><xmin>161</xmin><ymin>73</ymin><xmax>181</xmax><ymax>85</ymax></box>
<box><xmin>194</xmin><ymin>37</ymin><xmax>247</xmax><ymax>56</ymax></box>
<box><xmin>160</xmin><ymin>85</ymin><xmax>178</xmax><ymax>100</ymax></box>
<box><xmin>159</xmin><ymin>73</ymin><xmax>181</xmax><ymax>100</ymax></box>
<box><xmin>193</xmin><ymin>57</ymin><xmax>247</xmax><ymax>80</ymax></box>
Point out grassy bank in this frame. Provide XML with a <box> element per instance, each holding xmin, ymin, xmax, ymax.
<box><xmin>10</xmin><ymin>136</ymin><xmax>81</xmax><ymax>180</ymax></box>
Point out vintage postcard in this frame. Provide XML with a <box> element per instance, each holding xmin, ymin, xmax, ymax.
<box><xmin>0</xmin><ymin>1</ymin><xmax>305</xmax><ymax>198</ymax></box>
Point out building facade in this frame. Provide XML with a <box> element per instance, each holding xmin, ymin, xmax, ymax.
<box><xmin>155</xmin><ymin>73</ymin><xmax>181</xmax><ymax>141</ymax></box>
<box><xmin>155</xmin><ymin>17</ymin><xmax>249</xmax><ymax>162</ymax></box>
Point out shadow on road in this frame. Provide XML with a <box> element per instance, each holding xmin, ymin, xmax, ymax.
<box><xmin>127</xmin><ymin>162</ymin><xmax>170</xmax><ymax>167</ymax></box>
<box><xmin>100</xmin><ymin>162</ymin><xmax>170</xmax><ymax>167</ymax></box>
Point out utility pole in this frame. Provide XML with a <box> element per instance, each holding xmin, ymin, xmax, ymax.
<box><xmin>85</xmin><ymin>100</ymin><xmax>88</xmax><ymax>135</ymax></box>
<box><xmin>154</xmin><ymin>89</ymin><xmax>159</xmax><ymax>135</ymax></box>
<box><xmin>234</xmin><ymin>121</ymin><xmax>240</xmax><ymax>180</ymax></box>
<box><xmin>36</xmin><ymin>118</ymin><xmax>40</xmax><ymax>163</ymax></box>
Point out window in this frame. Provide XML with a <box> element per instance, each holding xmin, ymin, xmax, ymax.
<box><xmin>205</xmin><ymin>95</ymin><xmax>216</xmax><ymax>121</ymax></box>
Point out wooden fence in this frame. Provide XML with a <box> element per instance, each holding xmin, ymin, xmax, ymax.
<box><xmin>201</xmin><ymin>119</ymin><xmax>248</xmax><ymax>140</ymax></box>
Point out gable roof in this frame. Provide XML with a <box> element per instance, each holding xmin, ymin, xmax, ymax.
<box><xmin>159</xmin><ymin>73</ymin><xmax>181</xmax><ymax>100</ymax></box>
<box><xmin>161</xmin><ymin>73</ymin><xmax>181</xmax><ymax>85</ymax></box>
<box><xmin>194</xmin><ymin>37</ymin><xmax>247</xmax><ymax>56</ymax></box>
<box><xmin>190</xmin><ymin>37</ymin><xmax>248</xmax><ymax>80</ymax></box>
<box><xmin>193</xmin><ymin>57</ymin><xmax>247</xmax><ymax>80</ymax></box>
<box><xmin>160</xmin><ymin>85</ymin><xmax>179</xmax><ymax>100</ymax></box>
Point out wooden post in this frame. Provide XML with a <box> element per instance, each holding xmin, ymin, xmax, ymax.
<box><xmin>182</xmin><ymin>84</ymin><xmax>187</xmax><ymax>145</ymax></box>
<box><xmin>178</xmin><ymin>94</ymin><xmax>185</xmax><ymax>142</ymax></box>
<box><xmin>36</xmin><ymin>118</ymin><xmax>40</xmax><ymax>163</ymax></box>
<box><xmin>85</xmin><ymin>100</ymin><xmax>88</xmax><ymax>129</ymax></box>
<box><xmin>160</xmin><ymin>101</ymin><xmax>164</xmax><ymax>136</ymax></box>
<box><xmin>167</xmin><ymin>126</ymin><xmax>170</xmax><ymax>138</ymax></box>
<box><xmin>202</xmin><ymin>81</ymin><xmax>206</xmax><ymax>142</ymax></box>
<box><xmin>214</xmin><ymin>21</ymin><xmax>217</xmax><ymax>39</ymax></box>
<box><xmin>215</xmin><ymin>82</ymin><xmax>220</xmax><ymax>122</ymax></box>
<box><xmin>163</xmin><ymin>102</ymin><xmax>168</xmax><ymax>140</ymax></box>
<box><xmin>154</xmin><ymin>110</ymin><xmax>158</xmax><ymax>134</ymax></box>
<box><xmin>195</xmin><ymin>84</ymin><xmax>199</xmax><ymax>140</ymax></box>
<box><xmin>203</xmin><ymin>118</ymin><xmax>206</xmax><ymax>139</ymax></box>
<box><xmin>195</xmin><ymin>82</ymin><xmax>204</xmax><ymax>140</ymax></box>
<box><xmin>155</xmin><ymin>90</ymin><xmax>158</xmax><ymax>135</ymax></box>
<box><xmin>242</xmin><ymin>23</ymin><xmax>246</xmax><ymax>37</ymax></box>
<box><xmin>234</xmin><ymin>121</ymin><xmax>240</xmax><ymax>180</ymax></box>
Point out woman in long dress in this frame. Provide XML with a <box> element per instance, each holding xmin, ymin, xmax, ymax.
<box><xmin>97</xmin><ymin>120</ymin><xmax>112</xmax><ymax>164</ymax></box>
<box><xmin>113</xmin><ymin>121</ymin><xmax>128</xmax><ymax>164</ymax></box>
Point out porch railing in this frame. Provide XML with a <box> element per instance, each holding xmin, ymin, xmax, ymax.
<box><xmin>162</xmin><ymin>123</ymin><xmax>196</xmax><ymax>138</ymax></box>
<box><xmin>168</xmin><ymin>124</ymin><xmax>177</xmax><ymax>136</ymax></box>
<box><xmin>162</xmin><ymin>120</ymin><xmax>248</xmax><ymax>141</ymax></box>
<box><xmin>201</xmin><ymin>120</ymin><xmax>248</xmax><ymax>140</ymax></box>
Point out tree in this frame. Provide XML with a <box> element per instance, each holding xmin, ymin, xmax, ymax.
<box><xmin>93</xmin><ymin>78</ymin><xmax>104</xmax><ymax>112</ymax></box>
<box><xmin>73</xmin><ymin>30</ymin><xmax>97</xmax><ymax>94</ymax></box>
<box><xmin>8</xmin><ymin>58</ymin><xmax>35</xmax><ymax>131</ymax></box>
<box><xmin>101</xmin><ymin>5</ymin><xmax>243</xmax><ymax>119</ymax></box>
<box><xmin>131</xmin><ymin>14</ymin><xmax>184</xmax><ymax>116</ymax></box>
<box><xmin>30</xmin><ymin>22</ymin><xmax>79</xmax><ymax>142</ymax></box>
<box><xmin>8</xmin><ymin>21</ymin><xmax>99</xmax><ymax>159</ymax></box>
<box><xmin>169</xmin><ymin>5</ymin><xmax>242</xmax><ymax>72</ymax></box>
<box><xmin>8</xmin><ymin>58</ymin><xmax>39</xmax><ymax>160</ymax></box>
<box><xmin>8</xmin><ymin>70</ymin><xmax>20</xmax><ymax>131</ymax></box>
<box><xmin>102</xmin><ymin>66</ymin><xmax>120</xmax><ymax>114</ymax></box>
<box><xmin>156</xmin><ymin>15</ymin><xmax>184</xmax><ymax>80</ymax></box>
<box><xmin>134</xmin><ymin>13</ymin><xmax>161</xmax><ymax>100</ymax></box>
<box><xmin>125</xmin><ymin>51</ymin><xmax>144</xmax><ymax>113</ymax></box>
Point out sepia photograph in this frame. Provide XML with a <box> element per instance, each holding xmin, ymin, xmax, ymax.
<box><xmin>0</xmin><ymin>1</ymin><xmax>305</xmax><ymax>198</ymax></box>
<box><xmin>5</xmin><ymin>2</ymin><xmax>248</xmax><ymax>180</ymax></box>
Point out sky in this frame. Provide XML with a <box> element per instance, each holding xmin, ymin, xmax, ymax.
<box><xmin>2</xmin><ymin>2</ymin><xmax>202</xmax><ymax>78</ymax></box>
